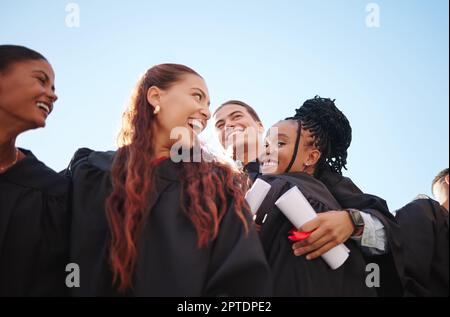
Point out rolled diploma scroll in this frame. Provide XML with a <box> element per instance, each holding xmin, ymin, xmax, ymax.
<box><xmin>245</xmin><ymin>178</ymin><xmax>272</xmax><ymax>215</ymax></box>
<box><xmin>275</xmin><ymin>186</ymin><xmax>350</xmax><ymax>270</ymax></box>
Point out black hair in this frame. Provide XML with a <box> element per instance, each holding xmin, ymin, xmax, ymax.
<box><xmin>0</xmin><ymin>45</ymin><xmax>47</xmax><ymax>72</ymax></box>
<box><xmin>284</xmin><ymin>96</ymin><xmax>352</xmax><ymax>176</ymax></box>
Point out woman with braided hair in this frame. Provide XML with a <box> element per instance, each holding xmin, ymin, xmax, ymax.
<box><xmin>254</xmin><ymin>96</ymin><xmax>400</xmax><ymax>296</ymax></box>
<box><xmin>289</xmin><ymin>97</ymin><xmax>403</xmax><ymax>296</ymax></box>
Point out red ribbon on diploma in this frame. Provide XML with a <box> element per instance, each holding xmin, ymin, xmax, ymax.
<box><xmin>288</xmin><ymin>229</ymin><xmax>313</xmax><ymax>241</ymax></box>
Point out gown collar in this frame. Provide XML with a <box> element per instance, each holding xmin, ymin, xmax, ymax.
<box><xmin>0</xmin><ymin>148</ymin><xmax>68</xmax><ymax>194</ymax></box>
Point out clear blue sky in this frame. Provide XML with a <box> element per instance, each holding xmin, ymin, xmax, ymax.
<box><xmin>1</xmin><ymin>0</ymin><xmax>448</xmax><ymax>211</ymax></box>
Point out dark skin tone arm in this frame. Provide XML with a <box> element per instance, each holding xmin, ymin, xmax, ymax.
<box><xmin>292</xmin><ymin>210</ymin><xmax>361</xmax><ymax>260</ymax></box>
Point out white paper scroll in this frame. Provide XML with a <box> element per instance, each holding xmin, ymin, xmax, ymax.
<box><xmin>245</xmin><ymin>178</ymin><xmax>272</xmax><ymax>215</ymax></box>
<box><xmin>275</xmin><ymin>186</ymin><xmax>350</xmax><ymax>270</ymax></box>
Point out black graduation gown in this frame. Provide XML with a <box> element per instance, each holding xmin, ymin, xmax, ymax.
<box><xmin>244</xmin><ymin>160</ymin><xmax>261</xmax><ymax>183</ymax></box>
<box><xmin>255</xmin><ymin>172</ymin><xmax>376</xmax><ymax>297</ymax></box>
<box><xmin>67</xmin><ymin>148</ymin><xmax>272</xmax><ymax>297</ymax></box>
<box><xmin>318</xmin><ymin>167</ymin><xmax>404</xmax><ymax>296</ymax></box>
<box><xmin>0</xmin><ymin>149</ymin><xmax>70</xmax><ymax>296</ymax></box>
<box><xmin>395</xmin><ymin>198</ymin><xmax>449</xmax><ymax>297</ymax></box>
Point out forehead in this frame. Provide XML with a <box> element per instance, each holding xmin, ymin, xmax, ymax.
<box><xmin>9</xmin><ymin>59</ymin><xmax>54</xmax><ymax>76</ymax></box>
<box><xmin>267</xmin><ymin>120</ymin><xmax>315</xmax><ymax>141</ymax></box>
<box><xmin>268</xmin><ymin>120</ymin><xmax>298</xmax><ymax>136</ymax></box>
<box><xmin>176</xmin><ymin>73</ymin><xmax>208</xmax><ymax>92</ymax></box>
<box><xmin>214</xmin><ymin>104</ymin><xmax>249</xmax><ymax>121</ymax></box>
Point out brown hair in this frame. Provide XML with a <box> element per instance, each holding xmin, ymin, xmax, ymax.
<box><xmin>214</xmin><ymin>100</ymin><xmax>263</xmax><ymax>125</ymax></box>
<box><xmin>432</xmin><ymin>168</ymin><xmax>449</xmax><ymax>190</ymax></box>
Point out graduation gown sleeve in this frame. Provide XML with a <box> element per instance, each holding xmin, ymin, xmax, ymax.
<box><xmin>318</xmin><ymin>167</ymin><xmax>390</xmax><ymax>215</ymax></box>
<box><xmin>318</xmin><ymin>167</ymin><xmax>405</xmax><ymax>296</ymax></box>
<box><xmin>67</xmin><ymin>148</ymin><xmax>118</xmax><ymax>296</ymax></box>
<box><xmin>204</xmin><ymin>201</ymin><xmax>272</xmax><ymax>296</ymax></box>
<box><xmin>68</xmin><ymin>148</ymin><xmax>272</xmax><ymax>297</ymax></box>
<box><xmin>395</xmin><ymin>198</ymin><xmax>449</xmax><ymax>297</ymax></box>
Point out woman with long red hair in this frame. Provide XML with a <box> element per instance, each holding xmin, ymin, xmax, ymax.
<box><xmin>68</xmin><ymin>64</ymin><xmax>271</xmax><ymax>296</ymax></box>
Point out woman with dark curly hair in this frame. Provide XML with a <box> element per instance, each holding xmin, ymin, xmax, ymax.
<box><xmin>255</xmin><ymin>96</ymin><xmax>394</xmax><ymax>296</ymax></box>
<box><xmin>67</xmin><ymin>63</ymin><xmax>271</xmax><ymax>296</ymax></box>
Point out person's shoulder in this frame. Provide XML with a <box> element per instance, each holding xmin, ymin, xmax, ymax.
<box><xmin>68</xmin><ymin>147</ymin><xmax>116</xmax><ymax>176</ymax></box>
<box><xmin>10</xmin><ymin>149</ymin><xmax>69</xmax><ymax>195</ymax></box>
<box><xmin>395</xmin><ymin>195</ymin><xmax>439</xmax><ymax>220</ymax></box>
<box><xmin>412</xmin><ymin>196</ymin><xmax>448</xmax><ymax>219</ymax></box>
<box><xmin>259</xmin><ymin>172</ymin><xmax>340</xmax><ymax>208</ymax></box>
<box><xmin>317</xmin><ymin>166</ymin><xmax>344</xmax><ymax>186</ymax></box>
<box><xmin>260</xmin><ymin>172</ymin><xmax>309</xmax><ymax>184</ymax></box>
<box><xmin>205</xmin><ymin>160</ymin><xmax>245</xmax><ymax>180</ymax></box>
<box><xmin>261</xmin><ymin>172</ymin><xmax>330</xmax><ymax>194</ymax></box>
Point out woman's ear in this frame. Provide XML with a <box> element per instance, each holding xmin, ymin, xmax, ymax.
<box><xmin>306</xmin><ymin>149</ymin><xmax>321</xmax><ymax>167</ymax></box>
<box><xmin>146</xmin><ymin>86</ymin><xmax>162</xmax><ymax>110</ymax></box>
<box><xmin>445</xmin><ymin>174</ymin><xmax>449</xmax><ymax>186</ymax></box>
<box><xmin>257</xmin><ymin>122</ymin><xmax>265</xmax><ymax>134</ymax></box>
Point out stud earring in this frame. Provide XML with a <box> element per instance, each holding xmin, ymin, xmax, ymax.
<box><xmin>153</xmin><ymin>105</ymin><xmax>160</xmax><ymax>115</ymax></box>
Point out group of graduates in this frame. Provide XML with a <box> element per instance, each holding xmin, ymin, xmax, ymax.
<box><xmin>0</xmin><ymin>45</ymin><xmax>448</xmax><ymax>297</ymax></box>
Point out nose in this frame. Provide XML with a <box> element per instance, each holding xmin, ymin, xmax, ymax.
<box><xmin>225</xmin><ymin>119</ymin><xmax>235</xmax><ymax>129</ymax></box>
<box><xmin>47</xmin><ymin>89</ymin><xmax>58</xmax><ymax>103</ymax></box>
<box><xmin>200</xmin><ymin>107</ymin><xmax>211</xmax><ymax>122</ymax></box>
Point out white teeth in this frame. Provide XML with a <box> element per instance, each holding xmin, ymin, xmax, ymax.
<box><xmin>226</xmin><ymin>127</ymin><xmax>245</xmax><ymax>138</ymax></box>
<box><xmin>263</xmin><ymin>161</ymin><xmax>278</xmax><ymax>167</ymax></box>
<box><xmin>230</xmin><ymin>127</ymin><xmax>244</xmax><ymax>133</ymax></box>
<box><xmin>36</xmin><ymin>102</ymin><xmax>50</xmax><ymax>114</ymax></box>
<box><xmin>188</xmin><ymin>119</ymin><xmax>204</xmax><ymax>131</ymax></box>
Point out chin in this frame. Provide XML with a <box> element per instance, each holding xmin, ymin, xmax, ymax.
<box><xmin>226</xmin><ymin>135</ymin><xmax>246</xmax><ymax>151</ymax></box>
<box><xmin>28</xmin><ymin>118</ymin><xmax>46</xmax><ymax>129</ymax></box>
<box><xmin>230</xmin><ymin>140</ymin><xmax>248</xmax><ymax>158</ymax></box>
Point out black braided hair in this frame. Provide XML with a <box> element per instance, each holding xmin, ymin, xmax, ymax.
<box><xmin>285</xmin><ymin>96</ymin><xmax>352</xmax><ymax>176</ymax></box>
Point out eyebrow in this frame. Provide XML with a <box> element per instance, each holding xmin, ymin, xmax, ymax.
<box><xmin>214</xmin><ymin>110</ymin><xmax>244</xmax><ymax>128</ymax></box>
<box><xmin>33</xmin><ymin>70</ymin><xmax>55</xmax><ymax>91</ymax></box>
<box><xmin>265</xmin><ymin>134</ymin><xmax>290</xmax><ymax>145</ymax></box>
<box><xmin>277</xmin><ymin>133</ymin><xmax>290</xmax><ymax>139</ymax></box>
<box><xmin>215</xmin><ymin>118</ymin><xmax>224</xmax><ymax>128</ymax></box>
<box><xmin>192</xmin><ymin>87</ymin><xmax>210</xmax><ymax>106</ymax></box>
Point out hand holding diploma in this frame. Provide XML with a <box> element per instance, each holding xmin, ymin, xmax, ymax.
<box><xmin>292</xmin><ymin>210</ymin><xmax>356</xmax><ymax>260</ymax></box>
<box><xmin>275</xmin><ymin>186</ymin><xmax>351</xmax><ymax>270</ymax></box>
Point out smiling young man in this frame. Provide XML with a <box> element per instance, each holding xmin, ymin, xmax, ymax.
<box><xmin>213</xmin><ymin>100</ymin><xmax>265</xmax><ymax>182</ymax></box>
